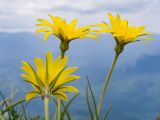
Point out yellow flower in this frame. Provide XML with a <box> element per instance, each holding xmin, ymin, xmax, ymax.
<box><xmin>21</xmin><ymin>52</ymin><xmax>80</xmax><ymax>101</ymax></box>
<box><xmin>97</xmin><ymin>13</ymin><xmax>152</xmax><ymax>54</ymax></box>
<box><xmin>35</xmin><ymin>14</ymin><xmax>98</xmax><ymax>57</ymax></box>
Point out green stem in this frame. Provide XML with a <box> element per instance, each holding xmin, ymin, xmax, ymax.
<box><xmin>97</xmin><ymin>52</ymin><xmax>120</xmax><ymax>117</ymax></box>
<box><xmin>44</xmin><ymin>97</ymin><xmax>49</xmax><ymax>120</ymax></box>
<box><xmin>57</xmin><ymin>98</ymin><xmax>61</xmax><ymax>120</ymax></box>
<box><xmin>53</xmin><ymin>106</ymin><xmax>57</xmax><ymax>120</ymax></box>
<box><xmin>60</xmin><ymin>41</ymin><xmax>69</xmax><ymax>59</ymax></box>
<box><xmin>61</xmin><ymin>50</ymin><xmax>65</xmax><ymax>59</ymax></box>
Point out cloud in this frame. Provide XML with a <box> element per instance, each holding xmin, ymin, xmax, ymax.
<box><xmin>0</xmin><ymin>0</ymin><xmax>159</xmax><ymax>33</ymax></box>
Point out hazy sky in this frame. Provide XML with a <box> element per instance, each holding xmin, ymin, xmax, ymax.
<box><xmin>0</xmin><ymin>0</ymin><xmax>160</xmax><ymax>33</ymax></box>
<box><xmin>0</xmin><ymin>33</ymin><xmax>160</xmax><ymax>120</ymax></box>
<box><xmin>0</xmin><ymin>1</ymin><xmax>160</xmax><ymax>119</ymax></box>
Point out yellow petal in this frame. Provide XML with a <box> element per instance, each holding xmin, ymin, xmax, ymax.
<box><xmin>68</xmin><ymin>19</ymin><xmax>78</xmax><ymax>30</ymax></box>
<box><xmin>108</xmin><ymin>13</ymin><xmax>115</xmax><ymax>24</ymax></box>
<box><xmin>55</xmin><ymin>67</ymin><xmax>78</xmax><ymax>86</ymax></box>
<box><xmin>21</xmin><ymin>74</ymin><xmax>38</xmax><ymax>86</ymax></box>
<box><xmin>58</xmin><ymin>75</ymin><xmax>80</xmax><ymax>86</ymax></box>
<box><xmin>140</xmin><ymin>40</ymin><xmax>149</xmax><ymax>44</ymax></box>
<box><xmin>59</xmin><ymin>86</ymin><xmax>79</xmax><ymax>93</ymax></box>
<box><xmin>138</xmin><ymin>36</ymin><xmax>152</xmax><ymax>40</ymax></box>
<box><xmin>21</xmin><ymin>61</ymin><xmax>38</xmax><ymax>85</ymax></box>
<box><xmin>85</xmin><ymin>34</ymin><xmax>98</xmax><ymax>40</ymax></box>
<box><xmin>37</xmin><ymin>19</ymin><xmax>52</xmax><ymax>28</ymax></box>
<box><xmin>53</xmin><ymin>91</ymin><xmax>68</xmax><ymax>101</ymax></box>
<box><xmin>35</xmin><ymin>28</ymin><xmax>49</xmax><ymax>33</ymax></box>
<box><xmin>36</xmin><ymin>15</ymin><xmax>97</xmax><ymax>41</ymax></box>
<box><xmin>45</xmin><ymin>51</ymin><xmax>53</xmax><ymax>84</ymax></box>
<box><xmin>34</xmin><ymin>58</ymin><xmax>46</xmax><ymax>85</ymax></box>
<box><xmin>25</xmin><ymin>91</ymin><xmax>39</xmax><ymax>101</ymax></box>
<box><xmin>44</xmin><ymin>32</ymin><xmax>53</xmax><ymax>40</ymax></box>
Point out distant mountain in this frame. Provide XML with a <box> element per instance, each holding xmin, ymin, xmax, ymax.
<box><xmin>0</xmin><ymin>32</ymin><xmax>160</xmax><ymax>120</ymax></box>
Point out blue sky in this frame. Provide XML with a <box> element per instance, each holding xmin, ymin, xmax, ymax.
<box><xmin>0</xmin><ymin>0</ymin><xmax>160</xmax><ymax>120</ymax></box>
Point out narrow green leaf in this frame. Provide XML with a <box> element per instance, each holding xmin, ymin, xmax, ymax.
<box><xmin>61</xmin><ymin>93</ymin><xmax>79</xmax><ymax>120</ymax></box>
<box><xmin>86</xmin><ymin>88</ymin><xmax>94</xmax><ymax>120</ymax></box>
<box><xmin>61</xmin><ymin>102</ymin><xmax>71</xmax><ymax>120</ymax></box>
<box><xmin>51</xmin><ymin>98</ymin><xmax>58</xmax><ymax>120</ymax></box>
<box><xmin>53</xmin><ymin>106</ymin><xmax>57</xmax><ymax>120</ymax></box>
<box><xmin>0</xmin><ymin>91</ymin><xmax>12</xmax><ymax>120</ymax></box>
<box><xmin>1</xmin><ymin>98</ymin><xmax>25</xmax><ymax>115</ymax></box>
<box><xmin>18</xmin><ymin>102</ymin><xmax>29</xmax><ymax>120</ymax></box>
<box><xmin>103</xmin><ymin>103</ymin><xmax>112</xmax><ymax>120</ymax></box>
<box><xmin>52</xmin><ymin>98</ymin><xmax>58</xmax><ymax>107</ymax></box>
<box><xmin>86</xmin><ymin>75</ymin><xmax>98</xmax><ymax>120</ymax></box>
<box><xmin>21</xmin><ymin>103</ymin><xmax>28</xmax><ymax>120</ymax></box>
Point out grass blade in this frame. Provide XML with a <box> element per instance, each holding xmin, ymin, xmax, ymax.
<box><xmin>0</xmin><ymin>91</ymin><xmax>12</xmax><ymax>120</ymax></box>
<box><xmin>21</xmin><ymin>103</ymin><xmax>28</xmax><ymax>120</ymax></box>
<box><xmin>86</xmin><ymin>76</ymin><xmax>98</xmax><ymax>120</ymax></box>
<box><xmin>52</xmin><ymin>98</ymin><xmax>58</xmax><ymax>120</ymax></box>
<box><xmin>61</xmin><ymin>93</ymin><xmax>79</xmax><ymax>120</ymax></box>
<box><xmin>61</xmin><ymin>102</ymin><xmax>71</xmax><ymax>120</ymax></box>
<box><xmin>1</xmin><ymin>98</ymin><xmax>25</xmax><ymax>115</ymax></box>
<box><xmin>86</xmin><ymin>87</ymin><xmax>94</xmax><ymax>120</ymax></box>
<box><xmin>103</xmin><ymin>103</ymin><xmax>112</xmax><ymax>120</ymax></box>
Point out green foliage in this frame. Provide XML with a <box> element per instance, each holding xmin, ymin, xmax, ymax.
<box><xmin>0</xmin><ymin>75</ymin><xmax>112</xmax><ymax>120</ymax></box>
<box><xmin>156</xmin><ymin>113</ymin><xmax>160</xmax><ymax>120</ymax></box>
<box><xmin>86</xmin><ymin>76</ymin><xmax>111</xmax><ymax>120</ymax></box>
<box><xmin>52</xmin><ymin>93</ymin><xmax>79</xmax><ymax>120</ymax></box>
<box><xmin>0</xmin><ymin>90</ymin><xmax>26</xmax><ymax>120</ymax></box>
<box><xmin>29</xmin><ymin>115</ymin><xmax>40</xmax><ymax>120</ymax></box>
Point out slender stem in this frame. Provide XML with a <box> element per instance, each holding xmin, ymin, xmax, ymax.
<box><xmin>53</xmin><ymin>106</ymin><xmax>57</xmax><ymax>120</ymax></box>
<box><xmin>59</xmin><ymin>48</ymin><xmax>64</xmax><ymax>120</ymax></box>
<box><xmin>60</xmin><ymin>41</ymin><xmax>69</xmax><ymax>59</ymax></box>
<box><xmin>44</xmin><ymin>97</ymin><xmax>49</xmax><ymax>120</ymax></box>
<box><xmin>61</xmin><ymin>50</ymin><xmax>65</xmax><ymax>59</ymax></box>
<box><xmin>0</xmin><ymin>113</ymin><xmax>4</xmax><ymax>120</ymax></box>
<box><xmin>57</xmin><ymin>98</ymin><xmax>61</xmax><ymax>120</ymax></box>
<box><xmin>97</xmin><ymin>52</ymin><xmax>120</xmax><ymax>117</ymax></box>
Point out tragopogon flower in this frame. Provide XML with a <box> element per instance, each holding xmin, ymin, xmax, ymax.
<box><xmin>36</xmin><ymin>14</ymin><xmax>98</xmax><ymax>57</ymax></box>
<box><xmin>21</xmin><ymin>52</ymin><xmax>80</xmax><ymax>101</ymax></box>
<box><xmin>97</xmin><ymin>13</ymin><xmax>152</xmax><ymax>54</ymax></box>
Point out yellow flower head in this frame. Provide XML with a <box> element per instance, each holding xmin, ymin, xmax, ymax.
<box><xmin>36</xmin><ymin>14</ymin><xmax>97</xmax><ymax>41</ymax></box>
<box><xmin>36</xmin><ymin>14</ymin><xmax>97</xmax><ymax>57</ymax></box>
<box><xmin>97</xmin><ymin>13</ymin><xmax>152</xmax><ymax>54</ymax></box>
<box><xmin>21</xmin><ymin>52</ymin><xmax>80</xmax><ymax>101</ymax></box>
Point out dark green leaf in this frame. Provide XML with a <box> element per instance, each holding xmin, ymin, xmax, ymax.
<box><xmin>86</xmin><ymin>75</ymin><xmax>98</xmax><ymax>120</ymax></box>
<box><xmin>103</xmin><ymin>103</ymin><xmax>112</xmax><ymax>120</ymax></box>
<box><xmin>86</xmin><ymin>88</ymin><xmax>94</xmax><ymax>120</ymax></box>
<box><xmin>61</xmin><ymin>93</ymin><xmax>79</xmax><ymax>120</ymax></box>
<box><xmin>1</xmin><ymin>98</ymin><xmax>25</xmax><ymax>115</ymax></box>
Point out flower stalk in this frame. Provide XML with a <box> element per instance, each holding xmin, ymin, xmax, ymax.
<box><xmin>60</xmin><ymin>41</ymin><xmax>69</xmax><ymax>59</ymax></box>
<box><xmin>58</xmin><ymin>49</ymin><xmax>65</xmax><ymax>120</ymax></box>
<box><xmin>22</xmin><ymin>51</ymin><xmax>80</xmax><ymax>120</ymax></box>
<box><xmin>57</xmin><ymin>98</ymin><xmax>61</xmax><ymax>120</ymax></box>
<box><xmin>44</xmin><ymin>96</ymin><xmax>49</xmax><ymax>120</ymax></box>
<box><xmin>97</xmin><ymin>47</ymin><xmax>121</xmax><ymax>117</ymax></box>
<box><xmin>96</xmin><ymin>13</ymin><xmax>151</xmax><ymax>117</ymax></box>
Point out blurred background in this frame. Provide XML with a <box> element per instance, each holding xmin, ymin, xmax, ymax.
<box><xmin>0</xmin><ymin>0</ymin><xmax>160</xmax><ymax>120</ymax></box>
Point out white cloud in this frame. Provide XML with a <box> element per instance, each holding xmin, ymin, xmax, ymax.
<box><xmin>0</xmin><ymin>0</ymin><xmax>159</xmax><ymax>33</ymax></box>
